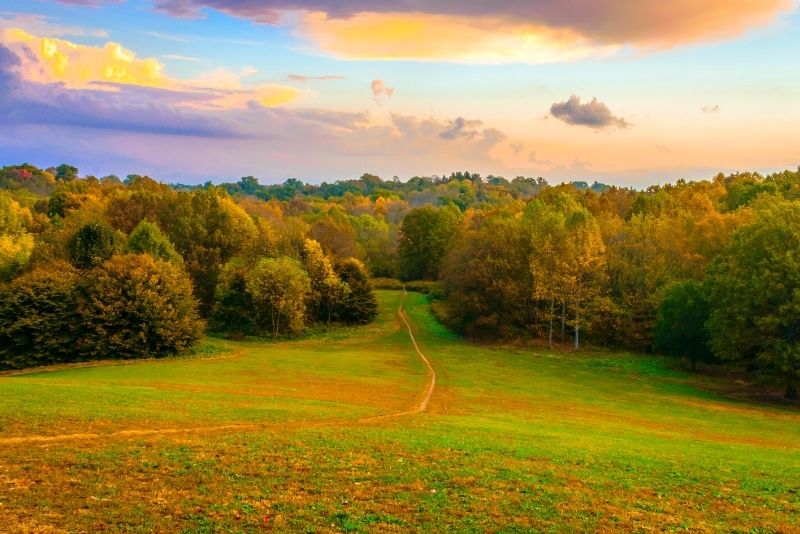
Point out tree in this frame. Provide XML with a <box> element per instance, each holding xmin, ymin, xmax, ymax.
<box><xmin>526</xmin><ymin>200</ymin><xmax>569</xmax><ymax>348</ymax></box>
<box><xmin>301</xmin><ymin>239</ymin><xmax>341</xmax><ymax>323</ymax></box>
<box><xmin>333</xmin><ymin>258</ymin><xmax>378</xmax><ymax>324</ymax></box>
<box><xmin>166</xmin><ymin>188</ymin><xmax>258</xmax><ymax>316</ymax></box>
<box><xmin>563</xmin><ymin>208</ymin><xmax>607</xmax><ymax>349</ymax></box>
<box><xmin>0</xmin><ymin>191</ymin><xmax>34</xmax><ymax>281</ymax></box>
<box><xmin>211</xmin><ymin>258</ymin><xmax>259</xmax><ymax>336</ymax></box>
<box><xmin>0</xmin><ymin>262</ymin><xmax>80</xmax><ymax>369</ymax></box>
<box><xmin>654</xmin><ymin>281</ymin><xmax>714</xmax><ymax>370</ymax></box>
<box><xmin>55</xmin><ymin>164</ymin><xmax>78</xmax><ymax>182</ymax></box>
<box><xmin>125</xmin><ymin>220</ymin><xmax>181</xmax><ymax>263</ymax></box>
<box><xmin>68</xmin><ymin>221</ymin><xmax>117</xmax><ymax>269</ymax></box>
<box><xmin>245</xmin><ymin>257</ymin><xmax>311</xmax><ymax>337</ymax></box>
<box><xmin>78</xmin><ymin>254</ymin><xmax>203</xmax><ymax>359</ymax></box>
<box><xmin>706</xmin><ymin>200</ymin><xmax>800</xmax><ymax>398</ymax></box>
<box><xmin>398</xmin><ymin>206</ymin><xmax>459</xmax><ymax>280</ymax></box>
<box><xmin>441</xmin><ymin>214</ymin><xmax>531</xmax><ymax>337</ymax></box>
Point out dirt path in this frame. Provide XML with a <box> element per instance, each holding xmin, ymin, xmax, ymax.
<box><xmin>0</xmin><ymin>294</ymin><xmax>436</xmax><ymax>446</ymax></box>
<box><xmin>357</xmin><ymin>302</ymin><xmax>436</xmax><ymax>422</ymax></box>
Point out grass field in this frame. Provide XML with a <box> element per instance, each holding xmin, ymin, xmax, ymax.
<box><xmin>1</xmin><ymin>290</ymin><xmax>799</xmax><ymax>532</ymax></box>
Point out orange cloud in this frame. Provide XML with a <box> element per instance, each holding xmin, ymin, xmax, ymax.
<box><xmin>1</xmin><ymin>28</ymin><xmax>302</xmax><ymax>108</ymax></box>
<box><xmin>297</xmin><ymin>12</ymin><xmax>618</xmax><ymax>63</ymax></box>
<box><xmin>157</xmin><ymin>0</ymin><xmax>795</xmax><ymax>63</ymax></box>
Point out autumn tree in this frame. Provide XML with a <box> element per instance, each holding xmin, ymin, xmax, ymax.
<box><xmin>441</xmin><ymin>211</ymin><xmax>531</xmax><ymax>337</ymax></box>
<box><xmin>526</xmin><ymin>200</ymin><xmax>569</xmax><ymax>348</ymax></box>
<box><xmin>333</xmin><ymin>258</ymin><xmax>378</xmax><ymax>324</ymax></box>
<box><xmin>563</xmin><ymin>207</ymin><xmax>607</xmax><ymax>349</ymax></box>
<box><xmin>301</xmin><ymin>239</ymin><xmax>343</xmax><ymax>324</ymax></box>
<box><xmin>245</xmin><ymin>257</ymin><xmax>311</xmax><ymax>337</ymax></box>
<box><xmin>0</xmin><ymin>191</ymin><xmax>34</xmax><ymax>281</ymax></box>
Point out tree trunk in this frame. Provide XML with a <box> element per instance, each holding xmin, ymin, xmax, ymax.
<box><xmin>548</xmin><ymin>298</ymin><xmax>554</xmax><ymax>350</ymax></box>
<box><xmin>574</xmin><ymin>308</ymin><xmax>580</xmax><ymax>350</ymax></box>
<box><xmin>786</xmin><ymin>381</ymin><xmax>798</xmax><ymax>400</ymax></box>
<box><xmin>561</xmin><ymin>301</ymin><xmax>566</xmax><ymax>342</ymax></box>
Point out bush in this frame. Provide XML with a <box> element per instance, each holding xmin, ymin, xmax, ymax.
<box><xmin>404</xmin><ymin>280</ymin><xmax>444</xmax><ymax>299</ymax></box>
<box><xmin>0</xmin><ymin>262</ymin><xmax>80</xmax><ymax>369</ymax></box>
<box><xmin>371</xmin><ymin>277</ymin><xmax>403</xmax><ymax>290</ymax></box>
<box><xmin>77</xmin><ymin>254</ymin><xmax>203</xmax><ymax>359</ymax></box>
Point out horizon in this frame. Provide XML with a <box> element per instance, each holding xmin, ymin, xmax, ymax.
<box><xmin>0</xmin><ymin>1</ymin><xmax>798</xmax><ymax>187</ymax></box>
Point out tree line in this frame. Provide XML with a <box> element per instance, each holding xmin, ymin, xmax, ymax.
<box><xmin>395</xmin><ymin>170</ymin><xmax>800</xmax><ymax>399</ymax></box>
<box><xmin>0</xmin><ymin>167</ymin><xmax>379</xmax><ymax>369</ymax></box>
<box><xmin>2</xmin><ymin>162</ymin><xmax>800</xmax><ymax>399</ymax></box>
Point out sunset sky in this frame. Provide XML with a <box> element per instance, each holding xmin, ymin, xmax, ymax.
<box><xmin>0</xmin><ymin>0</ymin><xmax>798</xmax><ymax>186</ymax></box>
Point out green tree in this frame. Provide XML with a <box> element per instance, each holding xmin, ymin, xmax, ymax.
<box><xmin>654</xmin><ymin>281</ymin><xmax>714</xmax><ymax>370</ymax></box>
<box><xmin>398</xmin><ymin>206</ymin><xmax>459</xmax><ymax>280</ymax></box>
<box><xmin>125</xmin><ymin>220</ymin><xmax>181</xmax><ymax>263</ymax></box>
<box><xmin>166</xmin><ymin>188</ymin><xmax>258</xmax><ymax>316</ymax></box>
<box><xmin>211</xmin><ymin>258</ymin><xmax>259</xmax><ymax>336</ymax></box>
<box><xmin>706</xmin><ymin>200</ymin><xmax>800</xmax><ymax>398</ymax></box>
<box><xmin>68</xmin><ymin>221</ymin><xmax>118</xmax><ymax>269</ymax></box>
<box><xmin>78</xmin><ymin>254</ymin><xmax>203</xmax><ymax>360</ymax></box>
<box><xmin>245</xmin><ymin>257</ymin><xmax>311</xmax><ymax>337</ymax></box>
<box><xmin>55</xmin><ymin>164</ymin><xmax>79</xmax><ymax>182</ymax></box>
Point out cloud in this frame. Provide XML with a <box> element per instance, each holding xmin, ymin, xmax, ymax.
<box><xmin>550</xmin><ymin>96</ymin><xmax>631</xmax><ymax>130</ymax></box>
<box><xmin>0</xmin><ymin>39</ymin><xmax>517</xmax><ymax>181</ymax></box>
<box><xmin>0</xmin><ymin>28</ymin><xmax>302</xmax><ymax>109</ymax></box>
<box><xmin>286</xmin><ymin>74</ymin><xmax>344</xmax><ymax>82</ymax></box>
<box><xmin>371</xmin><ymin>79</ymin><xmax>394</xmax><ymax>101</ymax></box>
<box><xmin>440</xmin><ymin>117</ymin><xmax>483</xmax><ymax>140</ymax></box>
<box><xmin>160</xmin><ymin>54</ymin><xmax>202</xmax><ymax>62</ymax></box>
<box><xmin>152</xmin><ymin>0</ymin><xmax>794</xmax><ymax>63</ymax></box>
<box><xmin>701</xmin><ymin>105</ymin><xmax>720</xmax><ymax>113</ymax></box>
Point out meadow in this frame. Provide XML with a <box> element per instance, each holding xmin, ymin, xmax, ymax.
<box><xmin>1</xmin><ymin>290</ymin><xmax>798</xmax><ymax>532</ymax></box>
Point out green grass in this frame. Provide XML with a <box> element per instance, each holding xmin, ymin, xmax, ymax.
<box><xmin>1</xmin><ymin>290</ymin><xmax>798</xmax><ymax>532</ymax></box>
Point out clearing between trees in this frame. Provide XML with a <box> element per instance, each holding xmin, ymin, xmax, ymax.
<box><xmin>0</xmin><ymin>290</ymin><xmax>798</xmax><ymax>532</ymax></box>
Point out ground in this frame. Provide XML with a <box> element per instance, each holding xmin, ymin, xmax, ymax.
<box><xmin>0</xmin><ymin>290</ymin><xmax>798</xmax><ymax>532</ymax></box>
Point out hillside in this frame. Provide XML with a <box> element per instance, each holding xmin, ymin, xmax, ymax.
<box><xmin>1</xmin><ymin>291</ymin><xmax>798</xmax><ymax>532</ymax></box>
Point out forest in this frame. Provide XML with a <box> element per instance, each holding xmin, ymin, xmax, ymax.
<box><xmin>1</xmin><ymin>163</ymin><xmax>799</xmax><ymax>399</ymax></box>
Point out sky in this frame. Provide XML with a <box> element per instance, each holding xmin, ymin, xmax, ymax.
<box><xmin>0</xmin><ymin>0</ymin><xmax>798</xmax><ymax>187</ymax></box>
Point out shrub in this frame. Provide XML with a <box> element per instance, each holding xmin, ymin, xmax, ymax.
<box><xmin>371</xmin><ymin>277</ymin><xmax>403</xmax><ymax>290</ymax></box>
<box><xmin>0</xmin><ymin>262</ymin><xmax>80</xmax><ymax>369</ymax></box>
<box><xmin>77</xmin><ymin>254</ymin><xmax>203</xmax><ymax>359</ymax></box>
